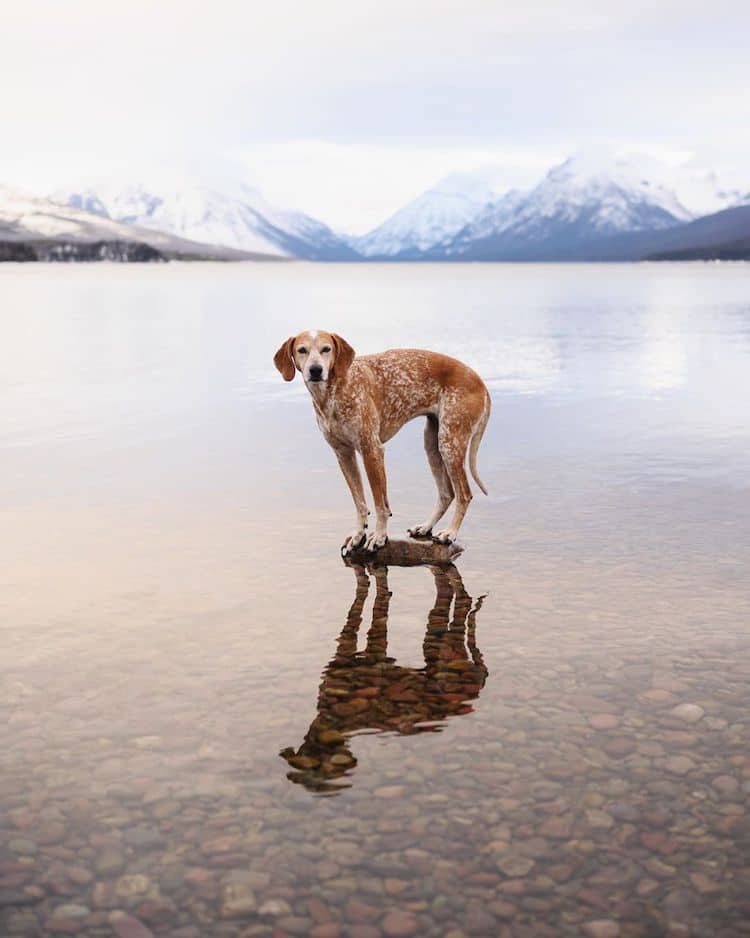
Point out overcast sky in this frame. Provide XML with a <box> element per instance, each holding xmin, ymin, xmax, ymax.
<box><xmin>2</xmin><ymin>0</ymin><xmax>749</xmax><ymax>232</ymax></box>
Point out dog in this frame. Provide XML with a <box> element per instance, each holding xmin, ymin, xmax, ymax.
<box><xmin>273</xmin><ymin>331</ymin><xmax>490</xmax><ymax>553</ymax></box>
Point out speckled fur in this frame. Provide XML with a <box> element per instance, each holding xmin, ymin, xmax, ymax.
<box><xmin>274</xmin><ymin>331</ymin><xmax>491</xmax><ymax>552</ymax></box>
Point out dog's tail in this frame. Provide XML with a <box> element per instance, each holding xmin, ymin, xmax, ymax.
<box><xmin>468</xmin><ymin>393</ymin><xmax>490</xmax><ymax>496</ymax></box>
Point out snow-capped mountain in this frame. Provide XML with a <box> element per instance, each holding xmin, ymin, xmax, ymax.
<box><xmin>349</xmin><ymin>149</ymin><xmax>748</xmax><ymax>262</ymax></box>
<box><xmin>351</xmin><ymin>169</ymin><xmax>514</xmax><ymax>258</ymax></box>
<box><xmin>0</xmin><ymin>184</ymin><xmax>257</xmax><ymax>260</ymax></box>
<box><xmin>444</xmin><ymin>151</ymin><xmax>695</xmax><ymax>260</ymax></box>
<box><xmin>53</xmin><ymin>172</ymin><xmax>356</xmax><ymax>261</ymax></box>
<box><xmin>1</xmin><ymin>184</ymin><xmax>151</xmax><ymax>243</ymax></box>
<box><xmin>7</xmin><ymin>149</ymin><xmax>748</xmax><ymax>264</ymax></box>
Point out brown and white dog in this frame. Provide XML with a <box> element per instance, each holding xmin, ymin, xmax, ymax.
<box><xmin>273</xmin><ymin>330</ymin><xmax>490</xmax><ymax>553</ymax></box>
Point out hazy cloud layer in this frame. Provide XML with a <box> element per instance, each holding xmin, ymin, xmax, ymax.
<box><xmin>2</xmin><ymin>0</ymin><xmax>748</xmax><ymax>230</ymax></box>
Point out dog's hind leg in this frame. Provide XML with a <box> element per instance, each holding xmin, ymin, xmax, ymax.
<box><xmin>408</xmin><ymin>415</ymin><xmax>454</xmax><ymax>538</ymax></box>
<box><xmin>432</xmin><ymin>419</ymin><xmax>473</xmax><ymax>545</ymax></box>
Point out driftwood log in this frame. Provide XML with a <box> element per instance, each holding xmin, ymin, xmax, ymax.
<box><xmin>343</xmin><ymin>537</ymin><xmax>463</xmax><ymax>567</ymax></box>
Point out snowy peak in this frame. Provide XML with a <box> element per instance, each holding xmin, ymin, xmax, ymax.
<box><xmin>512</xmin><ymin>150</ymin><xmax>695</xmax><ymax>237</ymax></box>
<box><xmin>52</xmin><ymin>171</ymin><xmax>355</xmax><ymax>260</ymax></box>
<box><xmin>444</xmin><ymin>150</ymin><xmax>704</xmax><ymax>260</ymax></box>
<box><xmin>539</xmin><ymin>150</ymin><xmax>694</xmax><ymax>225</ymax></box>
<box><xmin>0</xmin><ymin>184</ymin><xmax>276</xmax><ymax>260</ymax></box>
<box><xmin>352</xmin><ymin>168</ymin><xmax>514</xmax><ymax>258</ymax></box>
<box><xmin>0</xmin><ymin>184</ymin><xmax>158</xmax><ymax>243</ymax></box>
<box><xmin>351</xmin><ymin>149</ymin><xmax>735</xmax><ymax>260</ymax></box>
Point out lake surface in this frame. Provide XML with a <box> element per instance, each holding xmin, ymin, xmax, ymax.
<box><xmin>1</xmin><ymin>262</ymin><xmax>749</xmax><ymax>937</ymax></box>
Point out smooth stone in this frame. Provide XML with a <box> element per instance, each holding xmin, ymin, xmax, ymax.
<box><xmin>109</xmin><ymin>911</ymin><xmax>155</xmax><ymax>938</ymax></box>
<box><xmin>382</xmin><ymin>910</ymin><xmax>420</xmax><ymax>937</ymax></box>
<box><xmin>644</xmin><ymin>858</ymin><xmax>677</xmax><ymax>880</ymax></box>
<box><xmin>636</xmin><ymin>877</ymin><xmax>660</xmax><ymax>897</ymax></box>
<box><xmin>150</xmin><ymin>800</ymin><xmax>179</xmax><ymax>819</ymax></box>
<box><xmin>259</xmin><ymin>899</ymin><xmax>293</xmax><ymax>916</ymax></box>
<box><xmin>114</xmin><ymin>875</ymin><xmax>153</xmax><ymax>901</ymax></box>
<box><xmin>639</xmin><ymin>689</ymin><xmax>676</xmax><ymax>706</ymax></box>
<box><xmin>220</xmin><ymin>883</ymin><xmax>257</xmax><ymax>919</ymax></box>
<box><xmin>539</xmin><ymin>816</ymin><xmax>573</xmax><ymax>839</ymax></box>
<box><xmin>496</xmin><ymin>854</ymin><xmax>535</xmax><ymax>877</ymax></box>
<box><xmin>586</xmin><ymin>809</ymin><xmax>614</xmax><ymax>829</ymax></box>
<box><xmin>50</xmin><ymin>904</ymin><xmax>90</xmax><ymax>919</ymax></box>
<box><xmin>374</xmin><ymin>786</ymin><xmax>406</xmax><ymax>799</ymax></box>
<box><xmin>670</xmin><ymin>703</ymin><xmax>705</xmax><ymax>723</ymax></box>
<box><xmin>223</xmin><ymin>870</ymin><xmax>271</xmax><ymax>890</ymax></box>
<box><xmin>689</xmin><ymin>872</ymin><xmax>721</xmax><ymax>894</ymax></box>
<box><xmin>202</xmin><ymin>835</ymin><xmax>243</xmax><ymax>854</ymax></box>
<box><xmin>603</xmin><ymin>737</ymin><xmax>636</xmax><ymax>757</ymax></box>
<box><xmin>488</xmin><ymin>899</ymin><xmax>517</xmax><ymax>919</ymax></box>
<box><xmin>384</xmin><ymin>878</ymin><xmax>410</xmax><ymax>895</ymax></box>
<box><xmin>589</xmin><ymin>714</ymin><xmax>620</xmax><ymax>730</ymax></box>
<box><xmin>663</xmin><ymin>755</ymin><xmax>695</xmax><ymax>775</ymax></box>
<box><xmin>67</xmin><ymin>866</ymin><xmax>94</xmax><ymax>885</ymax></box>
<box><xmin>712</xmin><ymin>775</ymin><xmax>739</xmax><ymax>795</ymax></box>
<box><xmin>346</xmin><ymin>898</ymin><xmax>380</xmax><ymax>922</ymax></box>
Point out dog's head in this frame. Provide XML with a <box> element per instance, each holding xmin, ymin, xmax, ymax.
<box><xmin>273</xmin><ymin>331</ymin><xmax>355</xmax><ymax>385</ymax></box>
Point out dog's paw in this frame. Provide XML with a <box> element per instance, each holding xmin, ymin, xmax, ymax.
<box><xmin>407</xmin><ymin>523</ymin><xmax>433</xmax><ymax>539</ymax></box>
<box><xmin>432</xmin><ymin>528</ymin><xmax>457</xmax><ymax>545</ymax></box>
<box><xmin>363</xmin><ymin>531</ymin><xmax>388</xmax><ymax>552</ymax></box>
<box><xmin>341</xmin><ymin>529</ymin><xmax>367</xmax><ymax>556</ymax></box>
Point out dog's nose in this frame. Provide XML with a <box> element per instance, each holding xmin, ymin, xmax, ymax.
<box><xmin>308</xmin><ymin>365</ymin><xmax>323</xmax><ymax>380</ymax></box>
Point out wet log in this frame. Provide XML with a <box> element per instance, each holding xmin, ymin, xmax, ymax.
<box><xmin>343</xmin><ymin>538</ymin><xmax>463</xmax><ymax>567</ymax></box>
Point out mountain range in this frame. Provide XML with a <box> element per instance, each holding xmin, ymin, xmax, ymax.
<box><xmin>54</xmin><ymin>172</ymin><xmax>357</xmax><ymax>260</ymax></box>
<box><xmin>356</xmin><ymin>152</ymin><xmax>748</xmax><ymax>261</ymax></box>
<box><xmin>0</xmin><ymin>185</ymin><xmax>283</xmax><ymax>262</ymax></box>
<box><xmin>2</xmin><ymin>151</ymin><xmax>749</xmax><ymax>262</ymax></box>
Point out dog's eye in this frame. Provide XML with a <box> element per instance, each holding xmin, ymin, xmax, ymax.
<box><xmin>321</xmin><ymin>346</ymin><xmax>331</xmax><ymax>354</ymax></box>
<box><xmin>297</xmin><ymin>347</ymin><xmax>307</xmax><ymax>355</ymax></box>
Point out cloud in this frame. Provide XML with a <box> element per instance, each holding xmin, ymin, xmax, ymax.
<box><xmin>1</xmin><ymin>0</ymin><xmax>748</xmax><ymax>229</ymax></box>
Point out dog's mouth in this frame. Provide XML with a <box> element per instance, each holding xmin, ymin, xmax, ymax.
<box><xmin>307</xmin><ymin>375</ymin><xmax>325</xmax><ymax>383</ymax></box>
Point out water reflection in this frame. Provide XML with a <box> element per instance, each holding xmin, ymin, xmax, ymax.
<box><xmin>280</xmin><ymin>560</ymin><xmax>487</xmax><ymax>793</ymax></box>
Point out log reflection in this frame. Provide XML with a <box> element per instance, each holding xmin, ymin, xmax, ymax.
<box><xmin>280</xmin><ymin>561</ymin><xmax>487</xmax><ymax>793</ymax></box>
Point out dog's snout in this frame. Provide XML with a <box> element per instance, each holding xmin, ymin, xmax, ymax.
<box><xmin>308</xmin><ymin>364</ymin><xmax>324</xmax><ymax>381</ymax></box>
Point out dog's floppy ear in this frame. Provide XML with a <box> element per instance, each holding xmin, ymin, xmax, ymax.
<box><xmin>331</xmin><ymin>334</ymin><xmax>355</xmax><ymax>380</ymax></box>
<box><xmin>273</xmin><ymin>337</ymin><xmax>297</xmax><ymax>382</ymax></box>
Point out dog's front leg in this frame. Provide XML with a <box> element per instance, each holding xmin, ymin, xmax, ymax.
<box><xmin>360</xmin><ymin>439</ymin><xmax>389</xmax><ymax>552</ymax></box>
<box><xmin>336</xmin><ymin>447</ymin><xmax>369</xmax><ymax>555</ymax></box>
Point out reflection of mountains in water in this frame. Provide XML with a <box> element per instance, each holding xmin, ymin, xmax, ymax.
<box><xmin>280</xmin><ymin>561</ymin><xmax>487</xmax><ymax>793</ymax></box>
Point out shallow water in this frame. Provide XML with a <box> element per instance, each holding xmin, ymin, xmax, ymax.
<box><xmin>1</xmin><ymin>262</ymin><xmax>750</xmax><ymax>937</ymax></box>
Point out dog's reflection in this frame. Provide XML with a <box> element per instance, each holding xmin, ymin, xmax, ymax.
<box><xmin>280</xmin><ymin>561</ymin><xmax>487</xmax><ymax>793</ymax></box>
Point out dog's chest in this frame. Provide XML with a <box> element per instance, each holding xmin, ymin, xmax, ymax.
<box><xmin>314</xmin><ymin>403</ymin><xmax>359</xmax><ymax>448</ymax></box>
